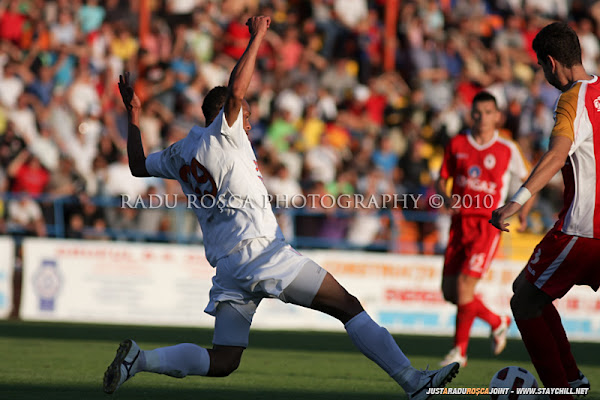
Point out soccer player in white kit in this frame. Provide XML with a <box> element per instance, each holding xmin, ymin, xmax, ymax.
<box><xmin>103</xmin><ymin>16</ymin><xmax>458</xmax><ymax>399</ymax></box>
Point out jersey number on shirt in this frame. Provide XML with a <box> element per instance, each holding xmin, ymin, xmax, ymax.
<box><xmin>179</xmin><ymin>159</ymin><xmax>218</xmax><ymax>197</ymax></box>
<box><xmin>468</xmin><ymin>253</ymin><xmax>485</xmax><ymax>273</ymax></box>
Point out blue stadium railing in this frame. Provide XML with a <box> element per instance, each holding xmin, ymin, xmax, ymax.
<box><xmin>0</xmin><ymin>193</ymin><xmax>445</xmax><ymax>252</ymax></box>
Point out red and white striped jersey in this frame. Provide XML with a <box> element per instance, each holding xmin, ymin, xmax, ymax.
<box><xmin>440</xmin><ymin>131</ymin><xmax>529</xmax><ymax>216</ymax></box>
<box><xmin>552</xmin><ymin>76</ymin><xmax>600</xmax><ymax>238</ymax></box>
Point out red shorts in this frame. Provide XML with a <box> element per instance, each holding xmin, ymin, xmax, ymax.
<box><xmin>443</xmin><ymin>215</ymin><xmax>501</xmax><ymax>278</ymax></box>
<box><xmin>525</xmin><ymin>226</ymin><xmax>600</xmax><ymax>299</ymax></box>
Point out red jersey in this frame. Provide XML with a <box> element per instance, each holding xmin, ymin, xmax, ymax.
<box><xmin>440</xmin><ymin>131</ymin><xmax>529</xmax><ymax>216</ymax></box>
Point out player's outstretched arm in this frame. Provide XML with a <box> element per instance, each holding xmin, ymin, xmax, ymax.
<box><xmin>119</xmin><ymin>72</ymin><xmax>150</xmax><ymax>177</ymax></box>
<box><xmin>223</xmin><ymin>16</ymin><xmax>270</xmax><ymax>127</ymax></box>
<box><xmin>490</xmin><ymin>135</ymin><xmax>571</xmax><ymax>232</ymax></box>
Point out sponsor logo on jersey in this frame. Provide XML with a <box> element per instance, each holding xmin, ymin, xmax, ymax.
<box><xmin>594</xmin><ymin>96</ymin><xmax>600</xmax><ymax>112</ymax></box>
<box><xmin>456</xmin><ymin>153</ymin><xmax>469</xmax><ymax>159</ymax></box>
<box><xmin>468</xmin><ymin>165</ymin><xmax>481</xmax><ymax>178</ymax></box>
<box><xmin>484</xmin><ymin>154</ymin><xmax>496</xmax><ymax>169</ymax></box>
<box><xmin>456</xmin><ymin>175</ymin><xmax>497</xmax><ymax>194</ymax></box>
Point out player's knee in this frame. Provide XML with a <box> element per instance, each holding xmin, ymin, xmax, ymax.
<box><xmin>512</xmin><ymin>270</ymin><xmax>526</xmax><ymax>294</ymax></box>
<box><xmin>209</xmin><ymin>348</ymin><xmax>243</xmax><ymax>377</ymax></box>
<box><xmin>334</xmin><ymin>293</ymin><xmax>364</xmax><ymax>322</ymax></box>
<box><xmin>510</xmin><ymin>291</ymin><xmax>535</xmax><ymax>320</ymax></box>
<box><xmin>211</xmin><ymin>356</ymin><xmax>241</xmax><ymax>377</ymax></box>
<box><xmin>344</xmin><ymin>293</ymin><xmax>363</xmax><ymax>315</ymax></box>
<box><xmin>220</xmin><ymin>357</ymin><xmax>241</xmax><ymax>377</ymax></box>
<box><xmin>510</xmin><ymin>292</ymin><xmax>527</xmax><ymax>319</ymax></box>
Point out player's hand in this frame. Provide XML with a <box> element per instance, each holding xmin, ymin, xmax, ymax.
<box><xmin>118</xmin><ymin>72</ymin><xmax>141</xmax><ymax>112</ymax></box>
<box><xmin>489</xmin><ymin>202</ymin><xmax>522</xmax><ymax>232</ymax></box>
<box><xmin>246</xmin><ymin>16</ymin><xmax>271</xmax><ymax>39</ymax></box>
<box><xmin>441</xmin><ymin>194</ymin><xmax>458</xmax><ymax>215</ymax></box>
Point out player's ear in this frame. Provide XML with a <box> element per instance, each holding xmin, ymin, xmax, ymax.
<box><xmin>494</xmin><ymin>108</ymin><xmax>502</xmax><ymax>124</ymax></box>
<box><xmin>547</xmin><ymin>55</ymin><xmax>558</xmax><ymax>72</ymax></box>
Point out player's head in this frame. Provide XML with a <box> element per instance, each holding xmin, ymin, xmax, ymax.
<box><xmin>532</xmin><ymin>22</ymin><xmax>582</xmax><ymax>90</ymax></box>
<box><xmin>471</xmin><ymin>91</ymin><xmax>500</xmax><ymax>134</ymax></box>
<box><xmin>202</xmin><ymin>86</ymin><xmax>252</xmax><ymax>133</ymax></box>
<box><xmin>202</xmin><ymin>86</ymin><xmax>228</xmax><ymax>125</ymax></box>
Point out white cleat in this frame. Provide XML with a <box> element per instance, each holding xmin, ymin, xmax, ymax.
<box><xmin>491</xmin><ymin>315</ymin><xmax>511</xmax><ymax>356</ymax></box>
<box><xmin>439</xmin><ymin>346</ymin><xmax>467</xmax><ymax>368</ymax></box>
<box><xmin>103</xmin><ymin>339</ymin><xmax>141</xmax><ymax>394</ymax></box>
<box><xmin>407</xmin><ymin>362</ymin><xmax>460</xmax><ymax>400</ymax></box>
<box><xmin>569</xmin><ymin>370</ymin><xmax>590</xmax><ymax>397</ymax></box>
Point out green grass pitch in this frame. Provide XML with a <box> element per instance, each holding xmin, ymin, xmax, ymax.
<box><xmin>1</xmin><ymin>319</ymin><xmax>599</xmax><ymax>399</ymax></box>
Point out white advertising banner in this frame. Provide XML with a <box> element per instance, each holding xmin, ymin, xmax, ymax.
<box><xmin>0</xmin><ymin>237</ymin><xmax>14</xmax><ymax>319</ymax></box>
<box><xmin>20</xmin><ymin>238</ymin><xmax>216</xmax><ymax>327</ymax></box>
<box><xmin>20</xmin><ymin>239</ymin><xmax>600</xmax><ymax>341</ymax></box>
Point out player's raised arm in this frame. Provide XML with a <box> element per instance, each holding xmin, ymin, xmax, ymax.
<box><xmin>118</xmin><ymin>72</ymin><xmax>150</xmax><ymax>177</ymax></box>
<box><xmin>223</xmin><ymin>16</ymin><xmax>270</xmax><ymax>127</ymax></box>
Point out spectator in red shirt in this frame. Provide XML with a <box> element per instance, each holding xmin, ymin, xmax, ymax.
<box><xmin>0</xmin><ymin>0</ymin><xmax>26</xmax><ymax>44</ymax></box>
<box><xmin>223</xmin><ymin>17</ymin><xmax>251</xmax><ymax>60</ymax></box>
<box><xmin>7</xmin><ymin>149</ymin><xmax>50</xmax><ymax>195</ymax></box>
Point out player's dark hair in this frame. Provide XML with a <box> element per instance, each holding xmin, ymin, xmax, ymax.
<box><xmin>532</xmin><ymin>22</ymin><xmax>582</xmax><ymax>67</ymax></box>
<box><xmin>472</xmin><ymin>91</ymin><xmax>498</xmax><ymax>109</ymax></box>
<box><xmin>202</xmin><ymin>86</ymin><xmax>228</xmax><ymax>125</ymax></box>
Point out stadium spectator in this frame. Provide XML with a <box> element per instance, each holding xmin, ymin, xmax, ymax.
<box><xmin>77</xmin><ymin>0</ymin><xmax>105</xmax><ymax>35</ymax></box>
<box><xmin>491</xmin><ymin>21</ymin><xmax>595</xmax><ymax>398</ymax></box>
<box><xmin>7</xmin><ymin>149</ymin><xmax>50</xmax><ymax>195</ymax></box>
<box><xmin>0</xmin><ymin>0</ymin><xmax>26</xmax><ymax>44</ymax></box>
<box><xmin>29</xmin><ymin>124</ymin><xmax>60</xmax><ymax>172</ymax></box>
<box><xmin>0</xmin><ymin>122</ymin><xmax>26</xmax><ymax>166</ymax></box>
<box><xmin>7</xmin><ymin>194</ymin><xmax>46</xmax><ymax>236</ymax></box>
<box><xmin>50</xmin><ymin>9</ymin><xmax>79</xmax><ymax>47</ymax></box>
<box><xmin>47</xmin><ymin>155</ymin><xmax>86</xmax><ymax>197</ymax></box>
<box><xmin>105</xmin><ymin>151</ymin><xmax>148</xmax><ymax>198</ymax></box>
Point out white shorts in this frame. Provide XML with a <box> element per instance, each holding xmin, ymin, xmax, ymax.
<box><xmin>205</xmin><ymin>237</ymin><xmax>327</xmax><ymax>323</ymax></box>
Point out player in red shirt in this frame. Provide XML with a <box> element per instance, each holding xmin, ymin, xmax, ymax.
<box><xmin>436</xmin><ymin>91</ymin><xmax>533</xmax><ymax>367</ymax></box>
<box><xmin>491</xmin><ymin>22</ymin><xmax>596</xmax><ymax>397</ymax></box>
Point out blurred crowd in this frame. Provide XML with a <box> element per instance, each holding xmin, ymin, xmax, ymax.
<box><xmin>0</xmin><ymin>0</ymin><xmax>596</xmax><ymax>252</ymax></box>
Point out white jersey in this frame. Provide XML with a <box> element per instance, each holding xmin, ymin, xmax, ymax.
<box><xmin>145</xmin><ymin>107</ymin><xmax>283</xmax><ymax>266</ymax></box>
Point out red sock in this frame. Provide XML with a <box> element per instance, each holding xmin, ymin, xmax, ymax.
<box><xmin>455</xmin><ymin>301</ymin><xmax>477</xmax><ymax>356</ymax></box>
<box><xmin>542</xmin><ymin>304</ymin><xmax>580</xmax><ymax>382</ymax></box>
<box><xmin>473</xmin><ymin>296</ymin><xmax>501</xmax><ymax>329</ymax></box>
<box><xmin>515</xmin><ymin>316</ymin><xmax>573</xmax><ymax>399</ymax></box>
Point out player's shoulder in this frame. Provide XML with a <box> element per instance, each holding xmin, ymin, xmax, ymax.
<box><xmin>448</xmin><ymin>131</ymin><xmax>470</xmax><ymax>146</ymax></box>
<box><xmin>494</xmin><ymin>136</ymin><xmax>523</xmax><ymax>162</ymax></box>
<box><xmin>556</xmin><ymin>81</ymin><xmax>585</xmax><ymax>110</ymax></box>
<box><xmin>495</xmin><ymin>130</ymin><xmax>518</xmax><ymax>150</ymax></box>
<box><xmin>163</xmin><ymin>127</ymin><xmax>204</xmax><ymax>157</ymax></box>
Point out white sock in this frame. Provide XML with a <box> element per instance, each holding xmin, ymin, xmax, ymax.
<box><xmin>141</xmin><ymin>344</ymin><xmax>210</xmax><ymax>378</ymax></box>
<box><xmin>344</xmin><ymin>311</ymin><xmax>411</xmax><ymax>379</ymax></box>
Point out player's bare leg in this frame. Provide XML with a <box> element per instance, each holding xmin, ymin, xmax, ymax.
<box><xmin>305</xmin><ymin>272</ymin><xmax>459</xmax><ymax>400</ymax></box>
<box><xmin>512</xmin><ymin>272</ymin><xmax>586</xmax><ymax>398</ymax></box>
<box><xmin>207</xmin><ymin>345</ymin><xmax>244</xmax><ymax>376</ymax></box>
